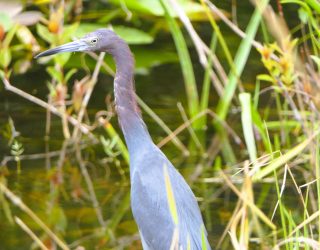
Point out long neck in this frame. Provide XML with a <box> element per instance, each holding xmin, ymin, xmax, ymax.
<box><xmin>109</xmin><ymin>40</ymin><xmax>153</xmax><ymax>156</ymax></box>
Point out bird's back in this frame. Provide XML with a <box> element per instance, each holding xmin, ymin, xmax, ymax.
<box><xmin>130</xmin><ymin>144</ymin><xmax>211</xmax><ymax>250</ymax></box>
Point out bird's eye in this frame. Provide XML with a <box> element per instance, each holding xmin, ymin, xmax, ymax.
<box><xmin>91</xmin><ymin>39</ymin><xmax>97</xmax><ymax>44</ymax></box>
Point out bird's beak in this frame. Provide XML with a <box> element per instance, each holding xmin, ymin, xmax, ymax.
<box><xmin>34</xmin><ymin>40</ymin><xmax>88</xmax><ymax>58</ymax></box>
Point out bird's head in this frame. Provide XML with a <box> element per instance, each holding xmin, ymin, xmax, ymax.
<box><xmin>35</xmin><ymin>29</ymin><xmax>120</xmax><ymax>58</ymax></box>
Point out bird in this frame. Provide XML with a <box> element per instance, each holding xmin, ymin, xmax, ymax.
<box><xmin>35</xmin><ymin>29</ymin><xmax>211</xmax><ymax>250</ymax></box>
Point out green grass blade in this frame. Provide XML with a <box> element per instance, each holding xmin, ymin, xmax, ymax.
<box><xmin>198</xmin><ymin>34</ymin><xmax>217</xmax><ymax>145</ymax></box>
<box><xmin>239</xmin><ymin>93</ymin><xmax>257</xmax><ymax>162</ymax></box>
<box><xmin>253</xmin><ymin>135</ymin><xmax>316</xmax><ymax>180</ymax></box>
<box><xmin>104</xmin><ymin>122</ymin><xmax>129</xmax><ymax>164</ymax></box>
<box><xmin>160</xmin><ymin>0</ymin><xmax>200</xmax><ymax>128</ymax></box>
<box><xmin>136</xmin><ymin>94</ymin><xmax>188</xmax><ymax>154</ymax></box>
<box><xmin>216</xmin><ymin>0</ymin><xmax>270</xmax><ymax>121</ymax></box>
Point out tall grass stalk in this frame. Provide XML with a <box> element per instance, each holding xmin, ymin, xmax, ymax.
<box><xmin>136</xmin><ymin>95</ymin><xmax>189</xmax><ymax>154</ymax></box>
<box><xmin>240</xmin><ymin>93</ymin><xmax>257</xmax><ymax>162</ymax></box>
<box><xmin>198</xmin><ymin>34</ymin><xmax>217</xmax><ymax>146</ymax></box>
<box><xmin>160</xmin><ymin>0</ymin><xmax>200</xmax><ymax>131</ymax></box>
<box><xmin>15</xmin><ymin>216</ymin><xmax>49</xmax><ymax>250</ymax></box>
<box><xmin>253</xmin><ymin>135</ymin><xmax>317</xmax><ymax>180</ymax></box>
<box><xmin>274</xmin><ymin>169</ymin><xmax>289</xmax><ymax>250</ymax></box>
<box><xmin>216</xmin><ymin>0</ymin><xmax>270</xmax><ymax>121</ymax></box>
<box><xmin>104</xmin><ymin>122</ymin><xmax>130</xmax><ymax>164</ymax></box>
<box><xmin>0</xmin><ymin>182</ymin><xmax>69</xmax><ymax>250</ymax></box>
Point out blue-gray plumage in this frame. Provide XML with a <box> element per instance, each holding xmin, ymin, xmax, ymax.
<box><xmin>35</xmin><ymin>29</ymin><xmax>211</xmax><ymax>249</ymax></box>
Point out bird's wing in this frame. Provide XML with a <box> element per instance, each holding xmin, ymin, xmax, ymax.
<box><xmin>130</xmin><ymin>145</ymin><xmax>210</xmax><ymax>249</ymax></box>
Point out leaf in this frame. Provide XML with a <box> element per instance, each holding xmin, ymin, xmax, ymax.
<box><xmin>54</xmin><ymin>53</ymin><xmax>72</xmax><ymax>67</ymax></box>
<box><xmin>13</xmin><ymin>11</ymin><xmax>43</xmax><ymax>26</ymax></box>
<box><xmin>16</xmin><ymin>26</ymin><xmax>36</xmax><ymax>45</ymax></box>
<box><xmin>216</xmin><ymin>0</ymin><xmax>270</xmax><ymax>121</ymax></box>
<box><xmin>113</xmin><ymin>26</ymin><xmax>153</xmax><ymax>44</ymax></box>
<box><xmin>239</xmin><ymin>93</ymin><xmax>257</xmax><ymax>162</ymax></box>
<box><xmin>74</xmin><ymin>23</ymin><xmax>105</xmax><ymax>38</ymax></box>
<box><xmin>46</xmin><ymin>66</ymin><xmax>63</xmax><ymax>83</ymax></box>
<box><xmin>13</xmin><ymin>59</ymin><xmax>31</xmax><ymax>74</ymax></box>
<box><xmin>75</xmin><ymin>23</ymin><xmax>154</xmax><ymax>44</ymax></box>
<box><xmin>253</xmin><ymin>135</ymin><xmax>316</xmax><ymax>180</ymax></box>
<box><xmin>257</xmin><ymin>74</ymin><xmax>275</xmax><ymax>83</ymax></box>
<box><xmin>36</xmin><ymin>23</ymin><xmax>54</xmax><ymax>44</ymax></box>
<box><xmin>0</xmin><ymin>13</ymin><xmax>13</xmax><ymax>31</ymax></box>
<box><xmin>108</xmin><ymin>0</ymin><xmax>164</xmax><ymax>16</ymax></box>
<box><xmin>61</xmin><ymin>22</ymin><xmax>79</xmax><ymax>41</ymax></box>
<box><xmin>108</xmin><ymin>0</ymin><xmax>213</xmax><ymax>20</ymax></box>
<box><xmin>126</xmin><ymin>47</ymin><xmax>178</xmax><ymax>68</ymax></box>
<box><xmin>64</xmin><ymin>68</ymin><xmax>77</xmax><ymax>83</ymax></box>
<box><xmin>63</xmin><ymin>47</ymin><xmax>178</xmax><ymax>71</ymax></box>
<box><xmin>298</xmin><ymin>7</ymin><xmax>308</xmax><ymax>24</ymax></box>
<box><xmin>3</xmin><ymin>24</ymin><xmax>18</xmax><ymax>48</ymax></box>
<box><xmin>0</xmin><ymin>49</ymin><xmax>11</xmax><ymax>68</ymax></box>
<box><xmin>160</xmin><ymin>0</ymin><xmax>200</xmax><ymax>126</ymax></box>
<box><xmin>49</xmin><ymin>205</ymin><xmax>67</xmax><ymax>233</ymax></box>
<box><xmin>311</xmin><ymin>55</ymin><xmax>320</xmax><ymax>71</ymax></box>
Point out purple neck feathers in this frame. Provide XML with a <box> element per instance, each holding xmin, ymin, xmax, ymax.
<box><xmin>109</xmin><ymin>39</ymin><xmax>152</xmax><ymax>154</ymax></box>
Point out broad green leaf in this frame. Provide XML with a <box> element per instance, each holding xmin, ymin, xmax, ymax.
<box><xmin>75</xmin><ymin>23</ymin><xmax>154</xmax><ymax>44</ymax></box>
<box><xmin>16</xmin><ymin>26</ymin><xmax>36</xmax><ymax>45</ymax></box>
<box><xmin>3</xmin><ymin>24</ymin><xmax>18</xmax><ymax>48</ymax></box>
<box><xmin>63</xmin><ymin>47</ymin><xmax>177</xmax><ymax>71</ymax></box>
<box><xmin>46</xmin><ymin>66</ymin><xmax>63</xmax><ymax>83</ymax></box>
<box><xmin>36</xmin><ymin>24</ymin><xmax>55</xmax><ymax>44</ymax></box>
<box><xmin>109</xmin><ymin>0</ymin><xmax>163</xmax><ymax>16</ymax></box>
<box><xmin>298</xmin><ymin>7</ymin><xmax>308</xmax><ymax>24</ymax></box>
<box><xmin>134</xmin><ymin>47</ymin><xmax>177</xmax><ymax>68</ymax></box>
<box><xmin>113</xmin><ymin>26</ymin><xmax>153</xmax><ymax>44</ymax></box>
<box><xmin>306</xmin><ymin>0</ymin><xmax>320</xmax><ymax>13</ymax></box>
<box><xmin>108</xmin><ymin>0</ymin><xmax>212</xmax><ymax>20</ymax></box>
<box><xmin>61</xmin><ymin>22</ymin><xmax>79</xmax><ymax>41</ymax></box>
<box><xmin>0</xmin><ymin>49</ymin><xmax>11</xmax><ymax>68</ymax></box>
<box><xmin>0</xmin><ymin>13</ymin><xmax>13</xmax><ymax>31</ymax></box>
<box><xmin>74</xmin><ymin>23</ymin><xmax>106</xmax><ymax>37</ymax></box>
<box><xmin>54</xmin><ymin>53</ymin><xmax>72</xmax><ymax>67</ymax></box>
<box><xmin>13</xmin><ymin>59</ymin><xmax>31</xmax><ymax>74</ymax></box>
<box><xmin>64</xmin><ymin>68</ymin><xmax>77</xmax><ymax>83</ymax></box>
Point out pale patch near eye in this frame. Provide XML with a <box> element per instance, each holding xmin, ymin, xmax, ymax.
<box><xmin>90</xmin><ymin>37</ymin><xmax>98</xmax><ymax>44</ymax></box>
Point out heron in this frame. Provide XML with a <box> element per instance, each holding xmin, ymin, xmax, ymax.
<box><xmin>35</xmin><ymin>29</ymin><xmax>211</xmax><ymax>250</ymax></box>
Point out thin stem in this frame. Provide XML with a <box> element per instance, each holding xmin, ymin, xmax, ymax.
<box><xmin>2</xmin><ymin>78</ymin><xmax>94</xmax><ymax>138</ymax></box>
<box><xmin>0</xmin><ymin>182</ymin><xmax>69</xmax><ymax>250</ymax></box>
<box><xmin>15</xmin><ymin>216</ymin><xmax>49</xmax><ymax>250</ymax></box>
<box><xmin>75</xmin><ymin>144</ymin><xmax>106</xmax><ymax>228</ymax></box>
<box><xmin>72</xmin><ymin>52</ymin><xmax>106</xmax><ymax>139</ymax></box>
